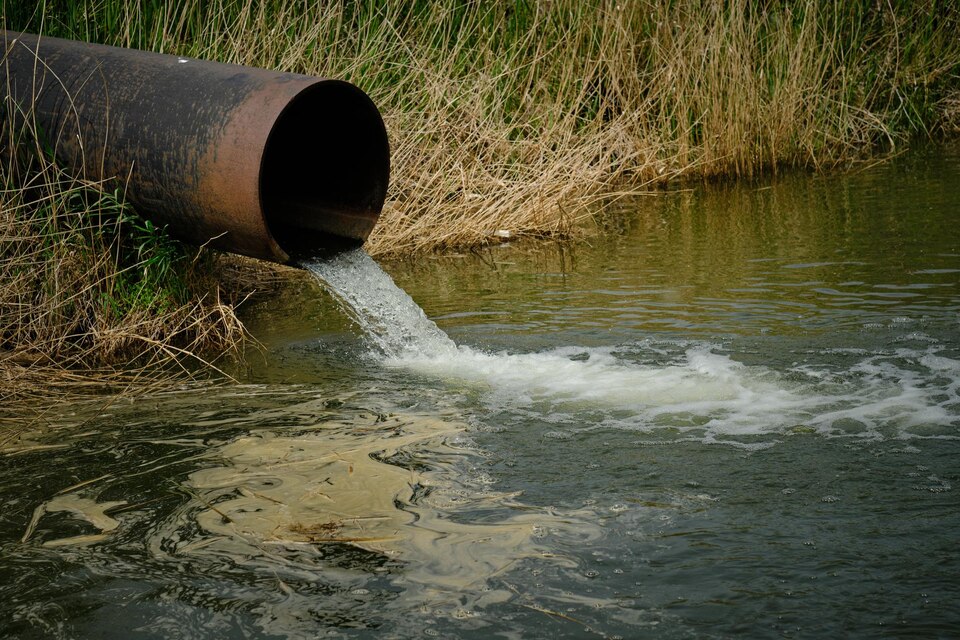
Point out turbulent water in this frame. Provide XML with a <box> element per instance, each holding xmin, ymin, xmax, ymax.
<box><xmin>2</xmin><ymin>145</ymin><xmax>959</xmax><ymax>639</ymax></box>
<box><xmin>306</xmin><ymin>248</ymin><xmax>959</xmax><ymax>447</ymax></box>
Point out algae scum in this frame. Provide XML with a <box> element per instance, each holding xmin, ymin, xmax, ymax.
<box><xmin>3</xmin><ymin>146</ymin><xmax>960</xmax><ymax>638</ymax></box>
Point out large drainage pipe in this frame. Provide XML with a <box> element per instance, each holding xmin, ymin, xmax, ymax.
<box><xmin>0</xmin><ymin>31</ymin><xmax>389</xmax><ymax>263</ymax></box>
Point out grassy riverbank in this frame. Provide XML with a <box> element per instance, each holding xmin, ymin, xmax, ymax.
<box><xmin>0</xmin><ymin>134</ymin><xmax>249</xmax><ymax>404</ymax></box>
<box><xmin>3</xmin><ymin>1</ymin><xmax>960</xmax><ymax>399</ymax></box>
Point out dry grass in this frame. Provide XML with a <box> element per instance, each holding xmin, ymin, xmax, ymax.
<box><xmin>10</xmin><ymin>1</ymin><xmax>960</xmax><ymax>258</ymax></box>
<box><xmin>941</xmin><ymin>89</ymin><xmax>960</xmax><ymax>134</ymax></box>
<box><xmin>0</xmin><ymin>111</ymin><xmax>249</xmax><ymax>408</ymax></box>
<box><xmin>340</xmin><ymin>1</ymin><xmax>959</xmax><ymax>255</ymax></box>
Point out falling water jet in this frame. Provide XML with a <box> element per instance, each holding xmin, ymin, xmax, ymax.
<box><xmin>302</xmin><ymin>248</ymin><xmax>458</xmax><ymax>359</ymax></box>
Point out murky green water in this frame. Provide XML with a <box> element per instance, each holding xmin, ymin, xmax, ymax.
<box><xmin>3</xmin><ymin>145</ymin><xmax>959</xmax><ymax>639</ymax></box>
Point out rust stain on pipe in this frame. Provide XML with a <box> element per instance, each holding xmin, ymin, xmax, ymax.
<box><xmin>0</xmin><ymin>31</ymin><xmax>390</xmax><ymax>263</ymax></box>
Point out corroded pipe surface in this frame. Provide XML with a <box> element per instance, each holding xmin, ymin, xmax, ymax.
<box><xmin>0</xmin><ymin>31</ymin><xmax>389</xmax><ymax>263</ymax></box>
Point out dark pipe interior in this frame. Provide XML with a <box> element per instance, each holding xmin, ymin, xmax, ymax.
<box><xmin>261</xmin><ymin>80</ymin><xmax>390</xmax><ymax>260</ymax></box>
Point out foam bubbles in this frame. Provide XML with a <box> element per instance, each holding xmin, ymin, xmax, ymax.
<box><xmin>394</xmin><ymin>344</ymin><xmax>800</xmax><ymax>433</ymax></box>
<box><xmin>305</xmin><ymin>249</ymin><xmax>959</xmax><ymax>446</ymax></box>
<box><xmin>402</xmin><ymin>342</ymin><xmax>958</xmax><ymax>444</ymax></box>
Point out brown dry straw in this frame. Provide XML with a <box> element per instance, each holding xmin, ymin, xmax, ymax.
<box><xmin>0</xmin><ymin>70</ymin><xmax>249</xmax><ymax>408</ymax></box>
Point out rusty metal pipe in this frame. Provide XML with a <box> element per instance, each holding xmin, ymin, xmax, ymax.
<box><xmin>1</xmin><ymin>31</ymin><xmax>389</xmax><ymax>263</ymax></box>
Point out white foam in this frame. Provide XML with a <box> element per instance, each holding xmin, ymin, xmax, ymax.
<box><xmin>305</xmin><ymin>249</ymin><xmax>960</xmax><ymax>443</ymax></box>
<box><xmin>397</xmin><ymin>345</ymin><xmax>783</xmax><ymax>412</ymax></box>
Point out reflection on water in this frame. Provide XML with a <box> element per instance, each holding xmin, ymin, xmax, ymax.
<box><xmin>2</xmin><ymin>145</ymin><xmax>960</xmax><ymax>638</ymax></box>
<box><xmin>385</xmin><ymin>146</ymin><xmax>960</xmax><ymax>339</ymax></box>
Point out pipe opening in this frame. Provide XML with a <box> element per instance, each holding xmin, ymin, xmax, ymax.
<box><xmin>261</xmin><ymin>80</ymin><xmax>389</xmax><ymax>260</ymax></box>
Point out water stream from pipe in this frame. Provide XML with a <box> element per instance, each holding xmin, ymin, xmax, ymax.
<box><xmin>303</xmin><ymin>248</ymin><xmax>958</xmax><ymax>446</ymax></box>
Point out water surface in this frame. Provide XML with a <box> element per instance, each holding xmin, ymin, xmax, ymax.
<box><xmin>2</xmin><ymin>145</ymin><xmax>959</xmax><ymax>639</ymax></box>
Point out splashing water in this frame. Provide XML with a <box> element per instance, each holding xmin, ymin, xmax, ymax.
<box><xmin>304</xmin><ymin>248</ymin><xmax>960</xmax><ymax>443</ymax></box>
<box><xmin>305</xmin><ymin>249</ymin><xmax>458</xmax><ymax>359</ymax></box>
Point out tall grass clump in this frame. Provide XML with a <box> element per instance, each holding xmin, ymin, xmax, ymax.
<box><xmin>0</xmin><ymin>105</ymin><xmax>247</xmax><ymax>406</ymax></box>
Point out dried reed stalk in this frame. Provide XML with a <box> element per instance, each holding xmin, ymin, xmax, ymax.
<box><xmin>0</xmin><ymin>103</ymin><xmax>249</xmax><ymax>409</ymax></box>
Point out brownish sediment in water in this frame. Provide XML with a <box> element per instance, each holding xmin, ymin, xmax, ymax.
<box><xmin>143</xmin><ymin>411</ymin><xmax>601</xmax><ymax>600</ymax></box>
